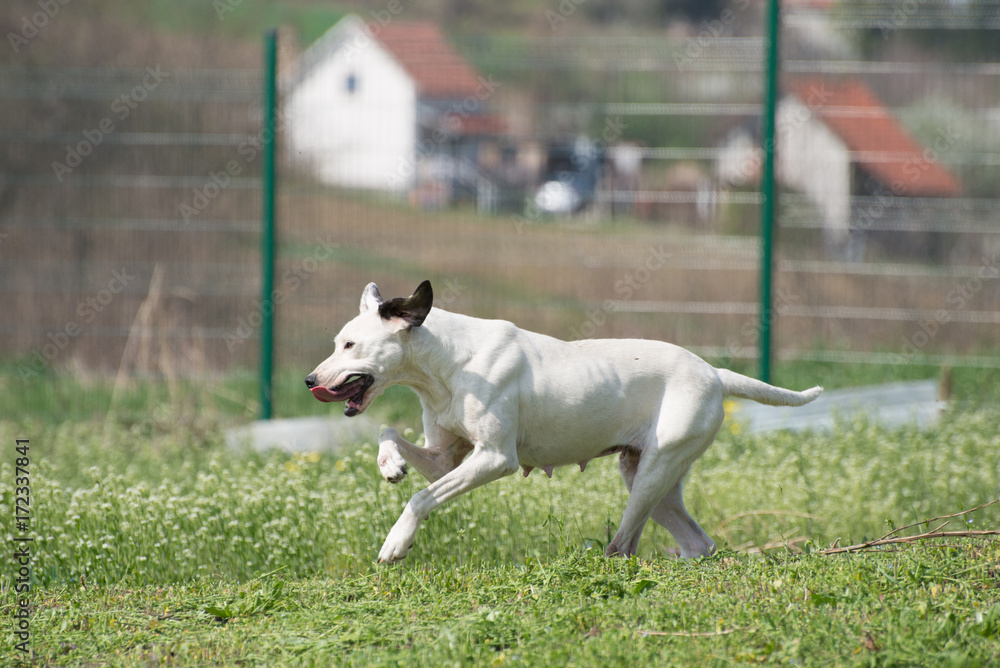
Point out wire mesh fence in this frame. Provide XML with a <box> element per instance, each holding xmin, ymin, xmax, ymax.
<box><xmin>2</xmin><ymin>2</ymin><xmax>998</xmax><ymax>410</ymax></box>
<box><xmin>1</xmin><ymin>66</ymin><xmax>264</xmax><ymax>380</ymax></box>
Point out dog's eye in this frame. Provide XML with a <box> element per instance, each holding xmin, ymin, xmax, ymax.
<box><xmin>343</xmin><ymin>341</ymin><xmax>355</xmax><ymax>350</ymax></box>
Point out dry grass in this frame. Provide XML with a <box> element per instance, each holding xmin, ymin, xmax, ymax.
<box><xmin>277</xmin><ymin>183</ymin><xmax>999</xmax><ymax>370</ymax></box>
<box><xmin>5</xmin><ymin>173</ymin><xmax>996</xmax><ymax>375</ymax></box>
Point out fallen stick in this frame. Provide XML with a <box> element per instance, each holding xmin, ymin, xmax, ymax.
<box><xmin>639</xmin><ymin>627</ymin><xmax>745</xmax><ymax>638</ymax></box>
<box><xmin>817</xmin><ymin>500</ymin><xmax>999</xmax><ymax>555</ymax></box>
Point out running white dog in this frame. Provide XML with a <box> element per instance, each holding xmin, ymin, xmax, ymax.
<box><xmin>306</xmin><ymin>281</ymin><xmax>821</xmax><ymax>564</ymax></box>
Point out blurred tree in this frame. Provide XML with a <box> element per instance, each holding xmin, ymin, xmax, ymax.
<box><xmin>657</xmin><ymin>0</ymin><xmax>731</xmax><ymax>24</ymax></box>
<box><xmin>582</xmin><ymin>0</ymin><xmax>731</xmax><ymax>26</ymax></box>
<box><xmin>852</xmin><ymin>0</ymin><xmax>1000</xmax><ymax>61</ymax></box>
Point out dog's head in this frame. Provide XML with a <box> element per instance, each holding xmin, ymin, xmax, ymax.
<box><xmin>305</xmin><ymin>280</ymin><xmax>433</xmax><ymax>416</ymax></box>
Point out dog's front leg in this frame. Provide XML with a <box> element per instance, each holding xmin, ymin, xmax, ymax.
<box><xmin>378</xmin><ymin>445</ymin><xmax>519</xmax><ymax>564</ymax></box>
<box><xmin>377</xmin><ymin>427</ymin><xmax>473</xmax><ymax>483</ymax></box>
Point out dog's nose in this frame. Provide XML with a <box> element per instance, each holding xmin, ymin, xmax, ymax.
<box><xmin>304</xmin><ymin>373</ymin><xmax>318</xmax><ymax>389</ymax></box>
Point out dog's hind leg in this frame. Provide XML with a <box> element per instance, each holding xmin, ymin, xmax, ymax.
<box><xmin>608</xmin><ymin>409</ymin><xmax>721</xmax><ymax>558</ymax></box>
<box><xmin>648</xmin><ymin>479</ymin><xmax>716</xmax><ymax>558</ymax></box>
<box><xmin>612</xmin><ymin>448</ymin><xmax>647</xmax><ymax>556</ymax></box>
<box><xmin>607</xmin><ymin>442</ymin><xmax>697</xmax><ymax>558</ymax></box>
<box><xmin>617</xmin><ymin>452</ymin><xmax>712</xmax><ymax>558</ymax></box>
<box><xmin>378</xmin><ymin>427</ymin><xmax>473</xmax><ymax>483</ymax></box>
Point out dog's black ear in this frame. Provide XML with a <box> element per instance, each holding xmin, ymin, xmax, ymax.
<box><xmin>378</xmin><ymin>280</ymin><xmax>433</xmax><ymax>328</ymax></box>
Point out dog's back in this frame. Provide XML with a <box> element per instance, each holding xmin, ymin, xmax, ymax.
<box><xmin>419</xmin><ymin>317</ymin><xmax>726</xmax><ymax>468</ymax></box>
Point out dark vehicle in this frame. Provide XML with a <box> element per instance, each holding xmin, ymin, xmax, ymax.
<box><xmin>533</xmin><ymin>137</ymin><xmax>605</xmax><ymax>214</ymax></box>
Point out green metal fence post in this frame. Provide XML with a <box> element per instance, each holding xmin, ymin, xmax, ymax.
<box><xmin>259</xmin><ymin>29</ymin><xmax>277</xmax><ymax>420</ymax></box>
<box><xmin>759</xmin><ymin>0</ymin><xmax>781</xmax><ymax>385</ymax></box>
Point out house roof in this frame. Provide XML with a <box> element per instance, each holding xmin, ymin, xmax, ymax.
<box><xmin>286</xmin><ymin>15</ymin><xmax>483</xmax><ymax>100</ymax></box>
<box><xmin>376</xmin><ymin>21</ymin><xmax>483</xmax><ymax>99</ymax></box>
<box><xmin>444</xmin><ymin>113</ymin><xmax>507</xmax><ymax>135</ymax></box>
<box><xmin>786</xmin><ymin>78</ymin><xmax>961</xmax><ymax>197</ymax></box>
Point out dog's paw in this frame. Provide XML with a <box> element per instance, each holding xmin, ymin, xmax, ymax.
<box><xmin>379</xmin><ymin>456</ymin><xmax>408</xmax><ymax>483</ymax></box>
<box><xmin>377</xmin><ymin>448</ymin><xmax>408</xmax><ymax>484</ymax></box>
<box><xmin>377</xmin><ymin>431</ymin><xmax>408</xmax><ymax>483</ymax></box>
<box><xmin>377</xmin><ymin>515</ymin><xmax>418</xmax><ymax>564</ymax></box>
<box><xmin>377</xmin><ymin>539</ymin><xmax>411</xmax><ymax>564</ymax></box>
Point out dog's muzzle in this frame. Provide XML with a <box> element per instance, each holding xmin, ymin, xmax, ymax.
<box><xmin>305</xmin><ymin>373</ymin><xmax>374</xmax><ymax>416</ymax></box>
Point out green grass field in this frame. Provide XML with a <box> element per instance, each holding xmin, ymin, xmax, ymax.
<box><xmin>2</xmin><ymin>368</ymin><xmax>999</xmax><ymax>665</ymax></box>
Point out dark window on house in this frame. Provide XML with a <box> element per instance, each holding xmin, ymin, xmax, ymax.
<box><xmin>346</xmin><ymin>73</ymin><xmax>357</xmax><ymax>94</ymax></box>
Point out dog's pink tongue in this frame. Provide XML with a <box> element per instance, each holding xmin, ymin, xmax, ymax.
<box><xmin>310</xmin><ymin>386</ymin><xmax>340</xmax><ymax>403</ymax></box>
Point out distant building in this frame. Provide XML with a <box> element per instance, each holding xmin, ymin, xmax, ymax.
<box><xmin>717</xmin><ymin>77</ymin><xmax>960</xmax><ymax>257</ymax></box>
<box><xmin>282</xmin><ymin>15</ymin><xmax>505</xmax><ymax>205</ymax></box>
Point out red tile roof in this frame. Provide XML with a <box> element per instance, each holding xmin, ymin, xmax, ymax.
<box><xmin>786</xmin><ymin>78</ymin><xmax>961</xmax><ymax>197</ymax></box>
<box><xmin>445</xmin><ymin>113</ymin><xmax>507</xmax><ymax>135</ymax></box>
<box><xmin>376</xmin><ymin>22</ymin><xmax>483</xmax><ymax>99</ymax></box>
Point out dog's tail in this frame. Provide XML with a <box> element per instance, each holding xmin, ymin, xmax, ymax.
<box><xmin>716</xmin><ymin>368</ymin><xmax>823</xmax><ymax>407</ymax></box>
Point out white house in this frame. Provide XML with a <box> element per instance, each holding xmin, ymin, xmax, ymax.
<box><xmin>717</xmin><ymin>77</ymin><xmax>960</xmax><ymax>256</ymax></box>
<box><xmin>282</xmin><ymin>15</ymin><xmax>504</xmax><ymax>198</ymax></box>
